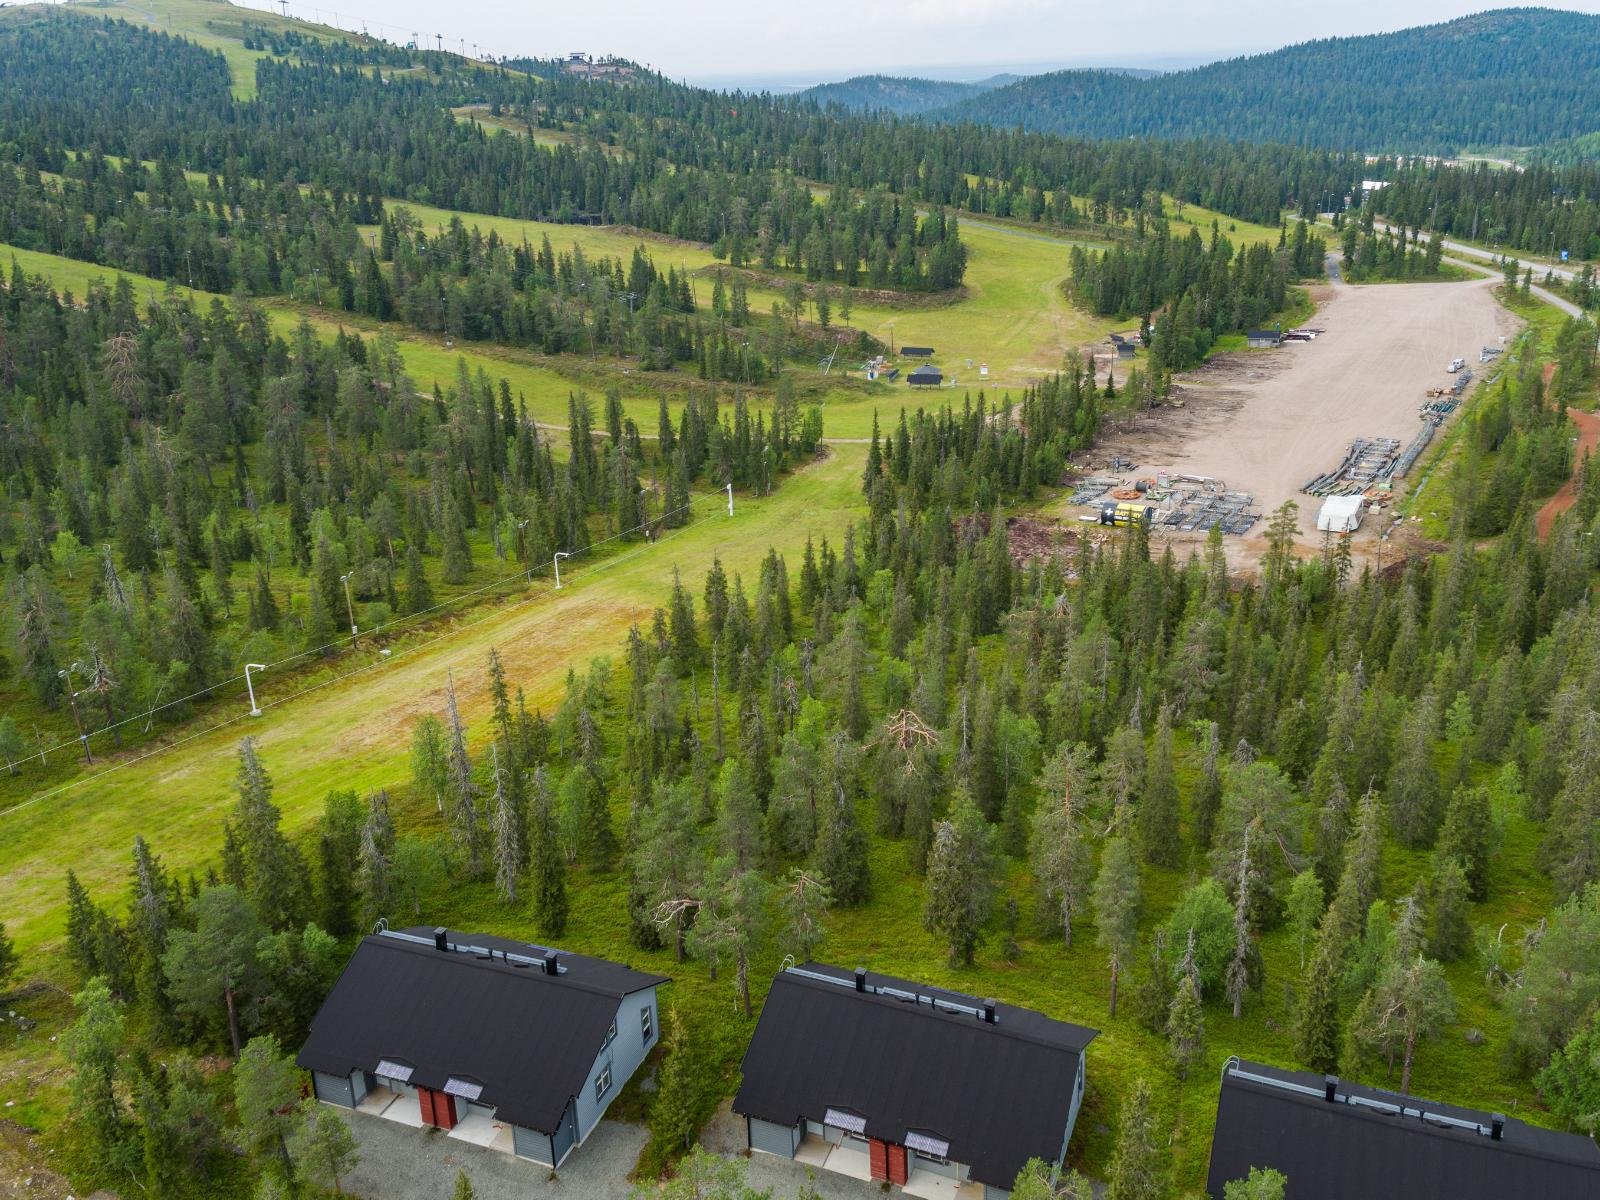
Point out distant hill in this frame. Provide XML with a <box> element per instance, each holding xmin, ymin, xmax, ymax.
<box><xmin>937</xmin><ymin>8</ymin><xmax>1600</xmax><ymax>153</ymax></box>
<box><xmin>797</xmin><ymin>73</ymin><xmax>1017</xmax><ymax>115</ymax></box>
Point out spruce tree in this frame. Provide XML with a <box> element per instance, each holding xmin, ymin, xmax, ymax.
<box><xmin>1140</xmin><ymin>707</ymin><xmax>1182</xmax><ymax>866</ymax></box>
<box><xmin>443</xmin><ymin>679</ymin><xmax>485</xmax><ymax>876</ymax></box>
<box><xmin>1092</xmin><ymin>833</ymin><xmax>1143</xmax><ymax>1016</ymax></box>
<box><xmin>528</xmin><ymin>767</ymin><xmax>568</xmax><ymax>937</ymax></box>
<box><xmin>1105</xmin><ymin>1078</ymin><xmax>1167</xmax><ymax>1200</ymax></box>
<box><xmin>1168</xmin><ymin>930</ymin><xmax>1206</xmax><ymax>1079</ymax></box>
<box><xmin>230</xmin><ymin>738</ymin><xmax>311</xmax><ymax>930</ymax></box>
<box><xmin>402</xmin><ymin>543</ymin><xmax>432</xmax><ymax>614</ymax></box>
<box><xmin>441</xmin><ymin>495</ymin><xmax>472</xmax><ymax>585</ymax></box>
<box><xmin>1437</xmin><ymin>784</ymin><xmax>1493</xmax><ymax>900</ymax></box>
<box><xmin>922</xmin><ymin>790</ymin><xmax>997</xmax><ymax>967</ymax></box>
<box><xmin>1427</xmin><ymin>856</ymin><xmax>1473</xmax><ymax>962</ymax></box>
<box><xmin>812</xmin><ymin>779</ymin><xmax>870</xmax><ymax>906</ymax></box>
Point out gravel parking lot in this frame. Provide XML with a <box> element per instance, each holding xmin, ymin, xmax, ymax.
<box><xmin>338</xmin><ymin>1110</ymin><xmax>647</xmax><ymax>1200</ymax></box>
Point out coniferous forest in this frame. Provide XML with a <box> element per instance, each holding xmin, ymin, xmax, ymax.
<box><xmin>2</xmin><ymin>5</ymin><xmax>1600</xmax><ymax>1200</ymax></box>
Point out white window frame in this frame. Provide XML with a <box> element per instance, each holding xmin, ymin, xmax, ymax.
<box><xmin>595</xmin><ymin>1064</ymin><xmax>613</xmax><ymax>1101</ymax></box>
<box><xmin>602</xmin><ymin>1018</ymin><xmax>618</xmax><ymax>1049</ymax></box>
<box><xmin>641</xmin><ymin>1004</ymin><xmax>654</xmax><ymax>1041</ymax></box>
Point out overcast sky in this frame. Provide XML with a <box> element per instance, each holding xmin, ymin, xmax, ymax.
<box><xmin>233</xmin><ymin>0</ymin><xmax>1600</xmax><ymax>85</ymax></box>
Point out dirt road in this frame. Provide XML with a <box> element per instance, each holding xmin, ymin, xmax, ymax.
<box><xmin>1536</xmin><ymin>407</ymin><xmax>1600</xmax><ymax>538</ymax></box>
<box><xmin>1098</xmin><ymin>271</ymin><xmax>1517</xmax><ymax>540</ymax></box>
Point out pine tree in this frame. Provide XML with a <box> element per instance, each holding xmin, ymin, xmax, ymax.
<box><xmin>528</xmin><ymin>767</ymin><xmax>568</xmax><ymax>937</ymax></box>
<box><xmin>1344</xmin><ymin>949</ymin><xmax>1457</xmax><ymax>1094</ymax></box>
<box><xmin>1192</xmin><ymin>720</ymin><xmax>1224</xmax><ymax>849</ymax></box>
<box><xmin>1105</xmin><ymin>1078</ymin><xmax>1167</xmax><ymax>1200</ymax></box>
<box><xmin>1140</xmin><ymin>707</ymin><xmax>1182</xmax><ymax>866</ymax></box>
<box><xmin>922</xmin><ymin>790</ymin><xmax>997</xmax><ymax>966</ymax></box>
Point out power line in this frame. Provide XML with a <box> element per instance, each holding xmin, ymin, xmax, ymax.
<box><xmin>4</xmin><ymin>487</ymin><xmax>731</xmax><ymax>772</ymax></box>
<box><xmin>3</xmin><ymin>483</ymin><xmax>736</xmax><ymax>817</ymax></box>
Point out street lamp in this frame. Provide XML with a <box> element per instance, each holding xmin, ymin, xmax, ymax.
<box><xmin>553</xmin><ymin>551</ymin><xmax>571</xmax><ymax>589</ymax></box>
<box><xmin>58</xmin><ymin>663</ymin><xmax>92</xmax><ymax>764</ymax></box>
<box><xmin>244</xmin><ymin>663</ymin><xmax>267</xmax><ymax>717</ymax></box>
<box><xmin>339</xmin><ymin>573</ymin><xmax>359</xmax><ymax>647</ymax></box>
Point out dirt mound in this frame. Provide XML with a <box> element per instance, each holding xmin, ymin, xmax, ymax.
<box><xmin>1536</xmin><ymin>407</ymin><xmax>1600</xmax><ymax>539</ymax></box>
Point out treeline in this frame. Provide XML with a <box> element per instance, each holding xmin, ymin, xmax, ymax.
<box><xmin>936</xmin><ymin>9</ymin><xmax>1600</xmax><ymax>155</ymax></box>
<box><xmin>0</xmin><ymin>153</ymin><xmax>852</xmax><ymax>382</ymax></box>
<box><xmin>1068</xmin><ymin>220</ymin><xmax>1325</xmax><ymax>370</ymax></box>
<box><xmin>1336</xmin><ymin>212</ymin><xmax>1447</xmax><ymax>282</ymax></box>
<box><xmin>0</xmin><ymin>13</ymin><xmax>1372</xmax><ymax>265</ymax></box>
<box><xmin>1450</xmin><ymin>315</ymin><xmax>1599</xmax><ymax>538</ymax></box>
<box><xmin>0</xmin><ymin>270</ymin><xmax>817</xmax><ymax>766</ymax></box>
<box><xmin>1370</xmin><ymin>158</ymin><xmax>1600</xmax><ymax>265</ymax></box>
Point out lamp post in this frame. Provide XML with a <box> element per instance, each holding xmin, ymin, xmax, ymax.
<box><xmin>553</xmin><ymin>551</ymin><xmax>571</xmax><ymax>589</ymax></box>
<box><xmin>339</xmin><ymin>573</ymin><xmax>359</xmax><ymax>647</ymax></box>
<box><xmin>58</xmin><ymin>664</ymin><xmax>92</xmax><ymax>764</ymax></box>
<box><xmin>244</xmin><ymin>663</ymin><xmax>267</xmax><ymax>717</ymax></box>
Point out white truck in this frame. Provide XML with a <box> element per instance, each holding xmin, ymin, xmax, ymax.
<box><xmin>1447</xmin><ymin>357</ymin><xmax>1466</xmax><ymax>373</ymax></box>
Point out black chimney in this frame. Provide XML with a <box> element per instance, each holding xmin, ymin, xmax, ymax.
<box><xmin>854</xmin><ymin>967</ymin><xmax>866</xmax><ymax>993</ymax></box>
<box><xmin>982</xmin><ymin>999</ymin><xmax>997</xmax><ymax>1024</ymax></box>
<box><xmin>544</xmin><ymin>949</ymin><xmax>560</xmax><ymax>976</ymax></box>
<box><xmin>1324</xmin><ymin>1075</ymin><xmax>1338</xmax><ymax>1103</ymax></box>
<box><xmin>1491</xmin><ymin>1114</ymin><xmax>1505</xmax><ymax>1141</ymax></box>
<box><xmin>433</xmin><ymin>926</ymin><xmax>448</xmax><ymax>952</ymax></box>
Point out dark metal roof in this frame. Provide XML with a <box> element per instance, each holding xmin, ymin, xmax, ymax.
<box><xmin>900</xmin><ymin>346</ymin><xmax>935</xmax><ymax>356</ymax></box>
<box><xmin>1246</xmin><ymin>329</ymin><xmax>1282</xmax><ymax>340</ymax></box>
<box><xmin>296</xmin><ymin>931</ymin><xmax>667</xmax><ymax>1133</ymax></box>
<box><xmin>733</xmin><ymin>964</ymin><xmax>1097</xmax><ymax>1189</ymax></box>
<box><xmin>907</xmin><ymin>366</ymin><xmax>943</xmax><ymax>384</ymax></box>
<box><xmin>1206</xmin><ymin>1059</ymin><xmax>1600</xmax><ymax>1200</ymax></box>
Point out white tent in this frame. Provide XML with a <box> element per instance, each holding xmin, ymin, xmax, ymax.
<box><xmin>1317</xmin><ymin>495</ymin><xmax>1366</xmax><ymax>533</ymax></box>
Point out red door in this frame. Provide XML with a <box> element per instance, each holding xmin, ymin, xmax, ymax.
<box><xmin>869</xmin><ymin>1138</ymin><xmax>888</xmax><ymax>1181</ymax></box>
<box><xmin>886</xmin><ymin>1143</ymin><xmax>908</xmax><ymax>1185</ymax></box>
<box><xmin>417</xmin><ymin>1087</ymin><xmax>458</xmax><ymax>1130</ymax></box>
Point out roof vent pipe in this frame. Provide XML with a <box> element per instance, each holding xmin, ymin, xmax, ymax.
<box><xmin>433</xmin><ymin>926</ymin><xmax>448</xmax><ymax>952</ymax></box>
<box><xmin>544</xmin><ymin>949</ymin><xmax>559</xmax><ymax>976</ymax></box>
<box><xmin>982</xmin><ymin>999</ymin><xmax>997</xmax><ymax>1024</ymax></box>
<box><xmin>854</xmin><ymin>967</ymin><xmax>866</xmax><ymax>992</ymax></box>
<box><xmin>1491</xmin><ymin>1114</ymin><xmax>1505</xmax><ymax>1141</ymax></box>
<box><xmin>1324</xmin><ymin>1075</ymin><xmax>1338</xmax><ymax>1103</ymax></box>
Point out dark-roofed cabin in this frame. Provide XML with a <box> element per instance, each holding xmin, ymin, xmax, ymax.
<box><xmin>1116</xmin><ymin>342</ymin><xmax>1136</xmax><ymax>359</ymax></box>
<box><xmin>734</xmin><ymin>964</ymin><xmax>1098</xmax><ymax>1199</ymax></box>
<box><xmin>900</xmin><ymin>345</ymin><xmax>935</xmax><ymax>357</ymax></box>
<box><xmin>1207</xmin><ymin>1058</ymin><xmax>1600</xmax><ymax>1200</ymax></box>
<box><xmin>907</xmin><ymin>366</ymin><xmax>943</xmax><ymax>387</ymax></box>
<box><xmin>1246</xmin><ymin>329</ymin><xmax>1282</xmax><ymax>348</ymax></box>
<box><xmin>297</xmin><ymin>928</ymin><xmax>667</xmax><ymax>1167</ymax></box>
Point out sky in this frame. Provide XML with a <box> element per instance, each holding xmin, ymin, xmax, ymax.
<box><xmin>232</xmin><ymin>0</ymin><xmax>1600</xmax><ymax>86</ymax></box>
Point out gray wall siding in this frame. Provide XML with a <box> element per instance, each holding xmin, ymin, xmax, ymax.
<box><xmin>513</xmin><ymin>1123</ymin><xmax>553</xmax><ymax>1165</ymax></box>
<box><xmin>748</xmin><ymin>1117</ymin><xmax>802</xmax><ymax>1158</ymax></box>
<box><xmin>984</xmin><ymin>1186</ymin><xmax>1011</xmax><ymax>1200</ymax></box>
<box><xmin>350</xmin><ymin>1070</ymin><xmax>369</xmax><ymax>1104</ymax></box>
<box><xmin>313</xmin><ymin>1071</ymin><xmax>355</xmax><ymax>1107</ymax></box>
<box><xmin>573</xmin><ymin>985</ymin><xmax>660</xmax><ymax>1142</ymax></box>
<box><xmin>551</xmin><ymin>1100</ymin><xmax>578</xmax><ymax>1167</ymax></box>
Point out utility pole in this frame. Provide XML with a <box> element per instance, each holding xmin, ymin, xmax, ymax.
<box><xmin>244</xmin><ymin>663</ymin><xmax>267</xmax><ymax>717</ymax></box>
<box><xmin>726</xmin><ymin>482</ymin><xmax>734</xmax><ymax>517</ymax></box>
<box><xmin>515</xmin><ymin>519</ymin><xmax>530</xmax><ymax>581</ymax></box>
<box><xmin>553</xmin><ymin>551</ymin><xmax>571</xmax><ymax>589</ymax></box>
<box><xmin>340</xmin><ymin>572</ymin><xmax>359</xmax><ymax>647</ymax></box>
<box><xmin>58</xmin><ymin>665</ymin><xmax>92</xmax><ymax>764</ymax></box>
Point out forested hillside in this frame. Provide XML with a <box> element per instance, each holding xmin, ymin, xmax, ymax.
<box><xmin>797</xmin><ymin>73</ymin><xmax>1015</xmax><ymax>116</ymax></box>
<box><xmin>941</xmin><ymin>9</ymin><xmax>1600</xmax><ymax>153</ymax></box>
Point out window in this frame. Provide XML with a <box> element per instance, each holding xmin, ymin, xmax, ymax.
<box><xmin>641</xmin><ymin>1005</ymin><xmax>654</xmax><ymax>1041</ymax></box>
<box><xmin>595</xmin><ymin>1065</ymin><xmax>613</xmax><ymax>1102</ymax></box>
<box><xmin>602</xmin><ymin>1019</ymin><xmax>617</xmax><ymax>1049</ymax></box>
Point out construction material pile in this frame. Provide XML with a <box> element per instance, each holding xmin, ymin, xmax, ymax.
<box><xmin>1301</xmin><ymin>437</ymin><xmax>1402</xmax><ymax>497</ymax></box>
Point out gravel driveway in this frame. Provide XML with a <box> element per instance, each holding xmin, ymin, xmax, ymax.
<box><xmin>337</xmin><ymin>1110</ymin><xmax>647</xmax><ymax>1200</ymax></box>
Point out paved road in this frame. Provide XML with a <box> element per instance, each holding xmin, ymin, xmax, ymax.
<box><xmin>1368</xmin><ymin>218</ymin><xmax>1582</xmax><ymax>285</ymax></box>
